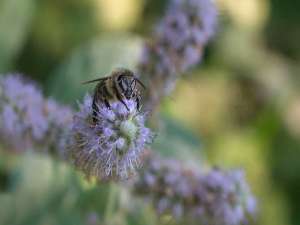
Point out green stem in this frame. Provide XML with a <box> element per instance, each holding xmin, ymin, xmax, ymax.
<box><xmin>104</xmin><ymin>183</ymin><xmax>118</xmax><ymax>225</ymax></box>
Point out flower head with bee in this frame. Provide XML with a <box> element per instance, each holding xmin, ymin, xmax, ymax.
<box><xmin>68</xmin><ymin>93</ymin><xmax>153</xmax><ymax>181</ymax></box>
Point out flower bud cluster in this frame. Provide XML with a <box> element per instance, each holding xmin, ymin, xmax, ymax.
<box><xmin>139</xmin><ymin>0</ymin><xmax>218</xmax><ymax>109</ymax></box>
<box><xmin>133</xmin><ymin>154</ymin><xmax>256</xmax><ymax>225</ymax></box>
<box><xmin>0</xmin><ymin>74</ymin><xmax>73</xmax><ymax>154</ymax></box>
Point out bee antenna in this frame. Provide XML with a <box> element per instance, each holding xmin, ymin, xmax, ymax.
<box><xmin>134</xmin><ymin>77</ymin><xmax>146</xmax><ymax>89</ymax></box>
<box><xmin>81</xmin><ymin>77</ymin><xmax>107</xmax><ymax>85</ymax></box>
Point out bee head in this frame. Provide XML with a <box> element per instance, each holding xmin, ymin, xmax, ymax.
<box><xmin>119</xmin><ymin>76</ymin><xmax>136</xmax><ymax>99</ymax></box>
<box><xmin>115</xmin><ymin>68</ymin><xmax>145</xmax><ymax>100</ymax></box>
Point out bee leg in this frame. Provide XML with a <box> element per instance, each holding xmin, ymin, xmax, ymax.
<box><xmin>92</xmin><ymin>101</ymin><xmax>99</xmax><ymax>122</ymax></box>
<box><xmin>99</xmin><ymin>84</ymin><xmax>111</xmax><ymax>110</ymax></box>
<box><xmin>120</xmin><ymin>98</ymin><xmax>130</xmax><ymax>111</ymax></box>
<box><xmin>104</xmin><ymin>99</ymin><xmax>111</xmax><ymax>109</ymax></box>
<box><xmin>116</xmin><ymin>91</ymin><xmax>129</xmax><ymax>111</ymax></box>
<box><xmin>92</xmin><ymin>99</ymin><xmax>111</xmax><ymax>122</ymax></box>
<box><xmin>136</xmin><ymin>95</ymin><xmax>141</xmax><ymax>111</ymax></box>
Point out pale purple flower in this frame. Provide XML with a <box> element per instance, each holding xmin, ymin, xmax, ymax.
<box><xmin>0</xmin><ymin>75</ymin><xmax>48</xmax><ymax>140</ymax></box>
<box><xmin>195</xmin><ymin>169</ymin><xmax>256</xmax><ymax>225</ymax></box>
<box><xmin>0</xmin><ymin>74</ymin><xmax>73</xmax><ymax>154</ymax></box>
<box><xmin>139</xmin><ymin>0</ymin><xmax>218</xmax><ymax>110</ymax></box>
<box><xmin>0</xmin><ymin>74</ymin><xmax>47</xmax><ymax>151</ymax></box>
<box><xmin>44</xmin><ymin>98</ymin><xmax>74</xmax><ymax>157</ymax></box>
<box><xmin>133</xmin><ymin>153</ymin><xmax>256</xmax><ymax>225</ymax></box>
<box><xmin>68</xmin><ymin>94</ymin><xmax>153</xmax><ymax>181</ymax></box>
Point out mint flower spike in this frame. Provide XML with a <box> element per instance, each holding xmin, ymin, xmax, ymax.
<box><xmin>68</xmin><ymin>95</ymin><xmax>153</xmax><ymax>181</ymax></box>
<box><xmin>0</xmin><ymin>74</ymin><xmax>73</xmax><ymax>154</ymax></box>
<box><xmin>133</xmin><ymin>153</ymin><xmax>256</xmax><ymax>225</ymax></box>
<box><xmin>44</xmin><ymin>98</ymin><xmax>74</xmax><ymax>157</ymax></box>
<box><xmin>139</xmin><ymin>0</ymin><xmax>218</xmax><ymax>110</ymax></box>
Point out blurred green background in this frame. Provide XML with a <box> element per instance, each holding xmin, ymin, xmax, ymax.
<box><xmin>0</xmin><ymin>0</ymin><xmax>300</xmax><ymax>225</ymax></box>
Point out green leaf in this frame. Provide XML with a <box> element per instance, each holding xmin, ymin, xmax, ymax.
<box><xmin>152</xmin><ymin>116</ymin><xmax>203</xmax><ymax>164</ymax></box>
<box><xmin>48</xmin><ymin>34</ymin><xmax>142</xmax><ymax>104</ymax></box>
<box><xmin>0</xmin><ymin>0</ymin><xmax>35</xmax><ymax>71</ymax></box>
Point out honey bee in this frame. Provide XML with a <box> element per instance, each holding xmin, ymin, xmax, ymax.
<box><xmin>82</xmin><ymin>68</ymin><xmax>146</xmax><ymax>118</ymax></box>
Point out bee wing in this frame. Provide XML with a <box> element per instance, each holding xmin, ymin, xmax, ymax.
<box><xmin>81</xmin><ymin>77</ymin><xmax>108</xmax><ymax>84</ymax></box>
